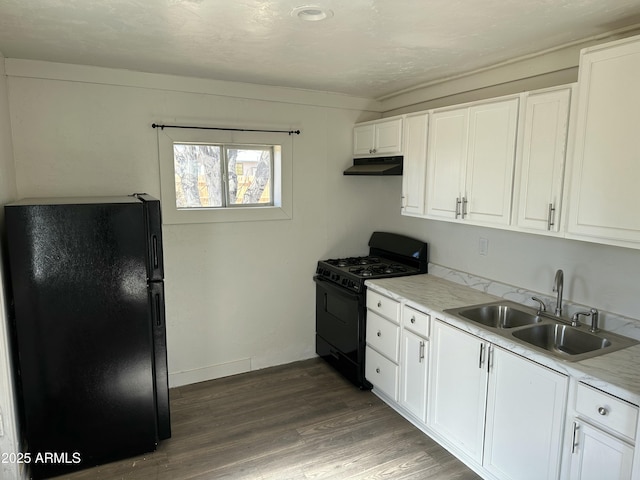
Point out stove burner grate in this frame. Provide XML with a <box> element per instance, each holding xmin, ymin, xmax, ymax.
<box><xmin>348</xmin><ymin>263</ymin><xmax>409</xmax><ymax>277</ymax></box>
<box><xmin>328</xmin><ymin>256</ymin><xmax>381</xmax><ymax>268</ymax></box>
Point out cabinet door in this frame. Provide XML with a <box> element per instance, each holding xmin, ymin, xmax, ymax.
<box><xmin>402</xmin><ymin>113</ymin><xmax>428</xmax><ymax>216</ymax></box>
<box><xmin>567</xmin><ymin>37</ymin><xmax>640</xmax><ymax>245</ymax></box>
<box><xmin>569</xmin><ymin>421</ymin><xmax>634</xmax><ymax>480</ymax></box>
<box><xmin>374</xmin><ymin>118</ymin><xmax>403</xmax><ymax>155</ymax></box>
<box><xmin>483</xmin><ymin>347</ymin><xmax>568</xmax><ymax>480</ymax></box>
<box><xmin>353</xmin><ymin>123</ymin><xmax>376</xmax><ymax>156</ymax></box>
<box><xmin>465</xmin><ymin>98</ymin><xmax>519</xmax><ymax>226</ymax></box>
<box><xmin>425</xmin><ymin>109</ymin><xmax>468</xmax><ymax>220</ymax></box>
<box><xmin>428</xmin><ymin>320</ymin><xmax>488</xmax><ymax>463</ymax></box>
<box><xmin>400</xmin><ymin>329</ymin><xmax>428</xmax><ymax>422</ymax></box>
<box><xmin>515</xmin><ymin>88</ymin><xmax>571</xmax><ymax>232</ymax></box>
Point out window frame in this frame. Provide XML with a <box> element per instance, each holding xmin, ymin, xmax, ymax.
<box><xmin>158</xmin><ymin>127</ymin><xmax>292</xmax><ymax>224</ymax></box>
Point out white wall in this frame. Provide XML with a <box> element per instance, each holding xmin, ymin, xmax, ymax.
<box><xmin>4</xmin><ymin>60</ymin><xmax>398</xmax><ymax>386</ymax></box>
<box><xmin>0</xmin><ymin>54</ymin><xmax>21</xmax><ymax>480</ymax></box>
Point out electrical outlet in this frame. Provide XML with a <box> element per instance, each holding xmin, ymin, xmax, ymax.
<box><xmin>479</xmin><ymin>237</ymin><xmax>488</xmax><ymax>256</ymax></box>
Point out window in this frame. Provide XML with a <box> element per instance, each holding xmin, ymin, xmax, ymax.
<box><xmin>158</xmin><ymin>127</ymin><xmax>292</xmax><ymax>224</ymax></box>
<box><xmin>173</xmin><ymin>143</ymin><xmax>277</xmax><ymax>208</ymax></box>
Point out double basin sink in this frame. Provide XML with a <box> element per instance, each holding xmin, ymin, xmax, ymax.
<box><xmin>444</xmin><ymin>301</ymin><xmax>638</xmax><ymax>362</ymax></box>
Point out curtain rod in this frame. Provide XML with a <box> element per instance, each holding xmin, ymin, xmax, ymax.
<box><xmin>152</xmin><ymin>123</ymin><xmax>301</xmax><ymax>135</ymax></box>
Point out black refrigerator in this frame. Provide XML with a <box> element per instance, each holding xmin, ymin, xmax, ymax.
<box><xmin>4</xmin><ymin>194</ymin><xmax>171</xmax><ymax>479</ymax></box>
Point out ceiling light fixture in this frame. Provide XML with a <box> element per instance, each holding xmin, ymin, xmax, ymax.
<box><xmin>290</xmin><ymin>5</ymin><xmax>334</xmax><ymax>22</ymax></box>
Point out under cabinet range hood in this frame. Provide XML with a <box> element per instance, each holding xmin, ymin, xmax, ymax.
<box><xmin>343</xmin><ymin>156</ymin><xmax>403</xmax><ymax>175</ymax></box>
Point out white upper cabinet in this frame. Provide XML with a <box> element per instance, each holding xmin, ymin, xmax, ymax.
<box><xmin>401</xmin><ymin>112</ymin><xmax>428</xmax><ymax>216</ymax></box>
<box><xmin>465</xmin><ymin>99</ymin><xmax>519</xmax><ymax>225</ymax></box>
<box><xmin>567</xmin><ymin>35</ymin><xmax>640</xmax><ymax>247</ymax></box>
<box><xmin>425</xmin><ymin>97</ymin><xmax>519</xmax><ymax>226</ymax></box>
<box><xmin>514</xmin><ymin>86</ymin><xmax>573</xmax><ymax>233</ymax></box>
<box><xmin>425</xmin><ymin>108</ymin><xmax>468</xmax><ymax>220</ymax></box>
<box><xmin>353</xmin><ymin>117</ymin><xmax>403</xmax><ymax>157</ymax></box>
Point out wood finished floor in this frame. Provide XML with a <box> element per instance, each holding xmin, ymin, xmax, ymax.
<box><xmin>60</xmin><ymin>358</ymin><xmax>480</xmax><ymax>480</ymax></box>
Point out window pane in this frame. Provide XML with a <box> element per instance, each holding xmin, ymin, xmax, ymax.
<box><xmin>227</xmin><ymin>147</ymin><xmax>272</xmax><ymax>206</ymax></box>
<box><xmin>173</xmin><ymin>144</ymin><xmax>222</xmax><ymax>208</ymax></box>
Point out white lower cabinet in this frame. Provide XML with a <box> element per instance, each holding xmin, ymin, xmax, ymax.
<box><xmin>569</xmin><ymin>421</ymin><xmax>634</xmax><ymax>480</ymax></box>
<box><xmin>365</xmin><ymin>289</ymin><xmax>639</xmax><ymax>480</ymax></box>
<box><xmin>365</xmin><ymin>290</ymin><xmax>401</xmax><ymax>401</ymax></box>
<box><xmin>568</xmin><ymin>383</ymin><xmax>638</xmax><ymax>480</ymax></box>
<box><xmin>428</xmin><ymin>319</ymin><xmax>568</xmax><ymax>480</ymax></box>
<box><xmin>484</xmin><ymin>346</ymin><xmax>568</xmax><ymax>480</ymax></box>
<box><xmin>399</xmin><ymin>305</ymin><xmax>430</xmax><ymax>421</ymax></box>
<box><xmin>428</xmin><ymin>319</ymin><xmax>488</xmax><ymax>463</ymax></box>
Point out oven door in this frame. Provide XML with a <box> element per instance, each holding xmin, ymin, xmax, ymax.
<box><xmin>314</xmin><ymin>276</ymin><xmax>372</xmax><ymax>389</ymax></box>
<box><xmin>314</xmin><ymin>276</ymin><xmax>363</xmax><ymax>361</ymax></box>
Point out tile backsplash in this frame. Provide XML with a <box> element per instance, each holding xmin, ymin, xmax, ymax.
<box><xmin>429</xmin><ymin>263</ymin><xmax>640</xmax><ymax>341</ymax></box>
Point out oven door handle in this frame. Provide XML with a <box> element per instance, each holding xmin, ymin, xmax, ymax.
<box><xmin>313</xmin><ymin>276</ymin><xmax>363</xmax><ymax>301</ymax></box>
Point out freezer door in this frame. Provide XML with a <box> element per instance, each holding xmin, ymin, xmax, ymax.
<box><xmin>149</xmin><ymin>281</ymin><xmax>171</xmax><ymax>440</ymax></box>
<box><xmin>135</xmin><ymin>194</ymin><xmax>164</xmax><ymax>282</ymax></box>
<box><xmin>5</xmin><ymin>201</ymin><xmax>159</xmax><ymax>478</ymax></box>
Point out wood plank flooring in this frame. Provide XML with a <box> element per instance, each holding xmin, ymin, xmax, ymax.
<box><xmin>60</xmin><ymin>358</ymin><xmax>480</xmax><ymax>480</ymax></box>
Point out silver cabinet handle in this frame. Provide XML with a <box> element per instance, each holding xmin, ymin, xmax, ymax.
<box><xmin>487</xmin><ymin>344</ymin><xmax>493</xmax><ymax>372</ymax></box>
<box><xmin>377</xmin><ymin>301</ymin><xmax>382</xmax><ymax>308</ymax></box>
<box><xmin>598</xmin><ymin>406</ymin><xmax>608</xmax><ymax>416</ymax></box>
<box><xmin>478</xmin><ymin>343</ymin><xmax>485</xmax><ymax>368</ymax></box>
<box><xmin>376</xmin><ymin>367</ymin><xmax>380</xmax><ymax>374</ymax></box>
<box><xmin>419</xmin><ymin>340</ymin><xmax>425</xmax><ymax>363</ymax></box>
<box><xmin>462</xmin><ymin>196</ymin><xmax>468</xmax><ymax>219</ymax></box>
<box><xmin>410</xmin><ymin>316</ymin><xmax>416</xmax><ymax>324</ymax></box>
<box><xmin>455</xmin><ymin>197</ymin><xmax>461</xmax><ymax>218</ymax></box>
<box><xmin>377</xmin><ymin>330</ymin><xmax>381</xmax><ymax>337</ymax></box>
<box><xmin>547</xmin><ymin>203</ymin><xmax>556</xmax><ymax>231</ymax></box>
<box><xmin>571</xmin><ymin>422</ymin><xmax>579</xmax><ymax>453</ymax></box>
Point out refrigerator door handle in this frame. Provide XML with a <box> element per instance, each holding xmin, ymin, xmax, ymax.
<box><xmin>149</xmin><ymin>281</ymin><xmax>171</xmax><ymax>440</ymax></box>
<box><xmin>152</xmin><ymin>235</ymin><xmax>160</xmax><ymax>271</ymax></box>
<box><xmin>151</xmin><ymin>282</ymin><xmax>165</xmax><ymax>327</ymax></box>
<box><xmin>137</xmin><ymin>194</ymin><xmax>164</xmax><ymax>281</ymax></box>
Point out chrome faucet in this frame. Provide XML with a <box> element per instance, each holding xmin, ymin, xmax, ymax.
<box><xmin>553</xmin><ymin>269</ymin><xmax>563</xmax><ymax>316</ymax></box>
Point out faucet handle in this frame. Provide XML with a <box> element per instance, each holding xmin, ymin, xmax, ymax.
<box><xmin>531</xmin><ymin>297</ymin><xmax>546</xmax><ymax>315</ymax></box>
<box><xmin>571</xmin><ymin>311</ymin><xmax>591</xmax><ymax>327</ymax></box>
<box><xmin>590</xmin><ymin>308</ymin><xmax>599</xmax><ymax>333</ymax></box>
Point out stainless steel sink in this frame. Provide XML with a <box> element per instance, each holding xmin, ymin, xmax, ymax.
<box><xmin>510</xmin><ymin>323</ymin><xmax>638</xmax><ymax>361</ymax></box>
<box><xmin>446</xmin><ymin>301</ymin><xmax>542</xmax><ymax>329</ymax></box>
<box><xmin>512</xmin><ymin>323</ymin><xmax>610</xmax><ymax>356</ymax></box>
<box><xmin>444</xmin><ymin>301</ymin><xmax>639</xmax><ymax>362</ymax></box>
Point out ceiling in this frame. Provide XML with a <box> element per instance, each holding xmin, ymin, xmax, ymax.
<box><xmin>1</xmin><ymin>0</ymin><xmax>639</xmax><ymax>99</ymax></box>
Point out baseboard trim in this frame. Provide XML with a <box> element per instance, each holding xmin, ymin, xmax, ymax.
<box><xmin>169</xmin><ymin>358</ymin><xmax>252</xmax><ymax>388</ymax></box>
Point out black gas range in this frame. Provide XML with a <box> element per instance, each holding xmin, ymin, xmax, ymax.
<box><xmin>314</xmin><ymin>232</ymin><xmax>428</xmax><ymax>389</ymax></box>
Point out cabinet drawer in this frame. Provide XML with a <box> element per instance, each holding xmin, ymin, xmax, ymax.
<box><xmin>365</xmin><ymin>346</ymin><xmax>399</xmax><ymax>401</ymax></box>
<box><xmin>367</xmin><ymin>290</ymin><xmax>400</xmax><ymax>323</ymax></box>
<box><xmin>576</xmin><ymin>383</ymin><xmax>638</xmax><ymax>440</ymax></box>
<box><xmin>366</xmin><ymin>311</ymin><xmax>400</xmax><ymax>361</ymax></box>
<box><xmin>403</xmin><ymin>305</ymin><xmax>430</xmax><ymax>337</ymax></box>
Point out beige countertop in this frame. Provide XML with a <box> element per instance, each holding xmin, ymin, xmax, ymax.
<box><xmin>366</xmin><ymin>274</ymin><xmax>640</xmax><ymax>406</ymax></box>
